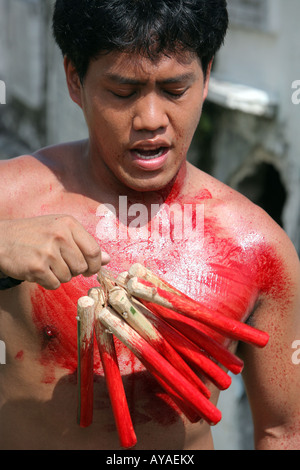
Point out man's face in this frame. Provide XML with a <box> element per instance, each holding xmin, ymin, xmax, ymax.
<box><xmin>67</xmin><ymin>50</ymin><xmax>210</xmax><ymax>192</ymax></box>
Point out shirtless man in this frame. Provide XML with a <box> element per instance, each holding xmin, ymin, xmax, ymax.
<box><xmin>0</xmin><ymin>0</ymin><xmax>299</xmax><ymax>450</ymax></box>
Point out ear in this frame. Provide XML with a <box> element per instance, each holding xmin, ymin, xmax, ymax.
<box><xmin>203</xmin><ymin>59</ymin><xmax>213</xmax><ymax>102</ymax></box>
<box><xmin>64</xmin><ymin>56</ymin><xmax>83</xmax><ymax>108</ymax></box>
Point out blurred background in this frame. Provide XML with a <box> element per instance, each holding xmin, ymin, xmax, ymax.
<box><xmin>0</xmin><ymin>0</ymin><xmax>299</xmax><ymax>450</ymax></box>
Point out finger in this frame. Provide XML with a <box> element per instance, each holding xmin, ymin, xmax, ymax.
<box><xmin>60</xmin><ymin>243</ymin><xmax>89</xmax><ymax>277</ymax></box>
<box><xmin>71</xmin><ymin>229</ymin><xmax>108</xmax><ymax>276</ymax></box>
<box><xmin>60</xmin><ymin>240</ymin><xmax>110</xmax><ymax>277</ymax></box>
<box><xmin>101</xmin><ymin>251</ymin><xmax>111</xmax><ymax>266</ymax></box>
<box><xmin>34</xmin><ymin>269</ymin><xmax>62</xmax><ymax>291</ymax></box>
<box><xmin>84</xmin><ymin>248</ymin><xmax>111</xmax><ymax>277</ymax></box>
<box><xmin>49</xmin><ymin>256</ymin><xmax>73</xmax><ymax>284</ymax></box>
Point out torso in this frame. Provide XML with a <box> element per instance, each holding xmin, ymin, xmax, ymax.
<box><xmin>0</xmin><ymin>142</ymin><xmax>286</xmax><ymax>450</ymax></box>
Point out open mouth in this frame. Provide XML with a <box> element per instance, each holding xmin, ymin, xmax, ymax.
<box><xmin>132</xmin><ymin>147</ymin><xmax>168</xmax><ymax>160</ymax></box>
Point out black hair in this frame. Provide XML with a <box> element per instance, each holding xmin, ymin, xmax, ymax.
<box><xmin>52</xmin><ymin>0</ymin><xmax>228</xmax><ymax>83</ymax></box>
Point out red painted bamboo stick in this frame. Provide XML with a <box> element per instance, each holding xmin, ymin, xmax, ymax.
<box><xmin>149</xmin><ymin>370</ymin><xmax>202</xmax><ymax>423</ymax></box>
<box><xmin>96</xmin><ymin>306</ymin><xmax>222</xmax><ymax>426</ymax></box>
<box><xmin>137</xmin><ymin>301</ymin><xmax>232</xmax><ymax>390</ymax></box>
<box><xmin>94</xmin><ymin>318</ymin><xmax>137</xmax><ymax>448</ymax></box>
<box><xmin>142</xmin><ymin>301</ymin><xmax>244</xmax><ymax>375</ymax></box>
<box><xmin>108</xmin><ymin>287</ymin><xmax>211</xmax><ymax>398</ymax></box>
<box><xmin>101</xmin><ymin>288</ymin><xmax>202</xmax><ymax>423</ymax></box>
<box><xmin>105</xmin><ymin>284</ymin><xmax>205</xmax><ymax>421</ymax></box>
<box><xmin>115</xmin><ymin>268</ymin><xmax>243</xmax><ymax>374</ymax></box>
<box><xmin>77</xmin><ymin>296</ymin><xmax>95</xmax><ymax>428</ymax></box>
<box><xmin>89</xmin><ymin>288</ymin><xmax>137</xmax><ymax>449</ymax></box>
<box><xmin>127</xmin><ymin>277</ymin><xmax>269</xmax><ymax>348</ymax></box>
<box><xmin>128</xmin><ymin>263</ymin><xmax>181</xmax><ymax>295</ymax></box>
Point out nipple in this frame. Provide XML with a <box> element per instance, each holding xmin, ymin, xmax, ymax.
<box><xmin>43</xmin><ymin>325</ymin><xmax>57</xmax><ymax>340</ymax></box>
<box><xmin>42</xmin><ymin>325</ymin><xmax>58</xmax><ymax>350</ymax></box>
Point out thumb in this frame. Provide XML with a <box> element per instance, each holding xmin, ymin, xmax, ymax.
<box><xmin>101</xmin><ymin>251</ymin><xmax>111</xmax><ymax>266</ymax></box>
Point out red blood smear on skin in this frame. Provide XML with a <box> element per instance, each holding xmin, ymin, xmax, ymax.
<box><xmin>30</xmin><ymin>277</ymin><xmax>143</xmax><ymax>379</ymax></box>
<box><xmin>30</xmin><ymin>277</ymin><xmax>100</xmax><ymax>374</ymax></box>
<box><xmin>29</xmin><ymin>184</ymin><xmax>288</xmax><ymax>427</ymax></box>
<box><xmin>30</xmin><ymin>210</ymin><xmax>286</xmax><ymax>374</ymax></box>
<box><xmin>15</xmin><ymin>350</ymin><xmax>24</xmax><ymax>361</ymax></box>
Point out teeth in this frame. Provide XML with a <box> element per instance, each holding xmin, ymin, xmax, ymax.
<box><xmin>134</xmin><ymin>148</ymin><xmax>165</xmax><ymax>160</ymax></box>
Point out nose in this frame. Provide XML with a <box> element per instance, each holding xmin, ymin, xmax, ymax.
<box><xmin>132</xmin><ymin>94</ymin><xmax>169</xmax><ymax>132</ymax></box>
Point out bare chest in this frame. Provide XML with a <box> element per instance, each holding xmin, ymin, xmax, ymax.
<box><xmin>29</xmin><ymin>204</ymin><xmax>266</xmax><ymax>379</ymax></box>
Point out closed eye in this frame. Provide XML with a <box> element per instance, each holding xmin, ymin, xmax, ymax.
<box><xmin>110</xmin><ymin>90</ymin><xmax>136</xmax><ymax>99</ymax></box>
<box><xmin>164</xmin><ymin>87</ymin><xmax>189</xmax><ymax>99</ymax></box>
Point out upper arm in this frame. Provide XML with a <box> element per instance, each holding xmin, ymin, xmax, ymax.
<box><xmin>0</xmin><ymin>155</ymin><xmax>52</xmax><ymax>219</ymax></box>
<box><xmin>0</xmin><ymin>157</ymin><xmax>30</xmax><ymax>218</ymax></box>
<box><xmin>239</xmin><ymin>232</ymin><xmax>300</xmax><ymax>450</ymax></box>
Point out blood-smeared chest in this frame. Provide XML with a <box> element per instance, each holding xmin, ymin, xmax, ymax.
<box><xmin>30</xmin><ymin>215</ymin><xmax>281</xmax><ymax>381</ymax></box>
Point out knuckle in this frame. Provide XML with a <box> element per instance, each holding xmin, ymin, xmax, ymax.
<box><xmin>71</xmin><ymin>261</ymin><xmax>89</xmax><ymax>276</ymax></box>
<box><xmin>85</xmin><ymin>244</ymin><xmax>101</xmax><ymax>260</ymax></box>
<box><xmin>45</xmin><ymin>280</ymin><xmax>61</xmax><ymax>291</ymax></box>
<box><xmin>61</xmin><ymin>215</ymin><xmax>79</xmax><ymax>231</ymax></box>
<box><xmin>27</xmin><ymin>261</ymin><xmax>47</xmax><ymax>280</ymax></box>
<box><xmin>60</xmin><ymin>272</ymin><xmax>72</xmax><ymax>284</ymax></box>
<box><xmin>50</xmin><ymin>227</ymin><xmax>70</xmax><ymax>245</ymax></box>
<box><xmin>55</xmin><ymin>214</ymin><xmax>76</xmax><ymax>225</ymax></box>
<box><xmin>43</xmin><ymin>248</ymin><xmax>56</xmax><ymax>262</ymax></box>
<box><xmin>50</xmin><ymin>216</ymin><xmax>75</xmax><ymax>238</ymax></box>
<box><xmin>52</xmin><ymin>232</ymin><xmax>68</xmax><ymax>244</ymax></box>
<box><xmin>43</xmin><ymin>281</ymin><xmax>61</xmax><ymax>290</ymax></box>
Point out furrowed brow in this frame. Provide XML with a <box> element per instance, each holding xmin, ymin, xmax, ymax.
<box><xmin>104</xmin><ymin>73</ymin><xmax>145</xmax><ymax>85</ymax></box>
<box><xmin>104</xmin><ymin>72</ymin><xmax>196</xmax><ymax>86</ymax></box>
<box><xmin>158</xmin><ymin>72</ymin><xmax>196</xmax><ymax>85</ymax></box>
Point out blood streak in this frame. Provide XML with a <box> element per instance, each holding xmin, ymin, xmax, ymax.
<box><xmin>15</xmin><ymin>350</ymin><xmax>24</xmax><ymax>361</ymax></box>
<box><xmin>31</xmin><ymin>277</ymin><xmax>98</xmax><ymax>374</ymax></box>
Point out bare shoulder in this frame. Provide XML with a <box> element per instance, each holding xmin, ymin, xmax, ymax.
<box><xmin>189</xmin><ymin>164</ymin><xmax>300</xmax><ymax>289</ymax></box>
<box><xmin>0</xmin><ymin>139</ymin><xmax>87</xmax><ymax>181</ymax></box>
<box><xmin>0</xmin><ymin>140</ymin><xmax>87</xmax><ymax>218</ymax></box>
<box><xmin>0</xmin><ymin>154</ymin><xmax>49</xmax><ymax>217</ymax></box>
<box><xmin>218</xmin><ymin>182</ymin><xmax>299</xmax><ymax>273</ymax></box>
<box><xmin>0</xmin><ymin>152</ymin><xmax>50</xmax><ymax>185</ymax></box>
<box><xmin>214</xmin><ymin>179</ymin><xmax>300</xmax><ymax>450</ymax></box>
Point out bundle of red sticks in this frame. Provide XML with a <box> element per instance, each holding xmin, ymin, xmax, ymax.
<box><xmin>76</xmin><ymin>263</ymin><xmax>269</xmax><ymax>449</ymax></box>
